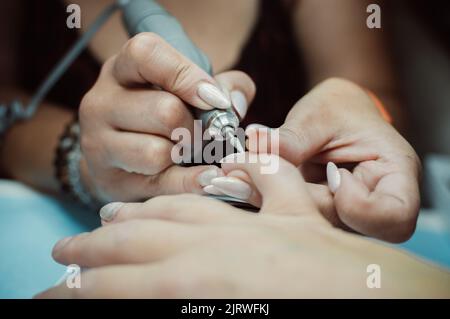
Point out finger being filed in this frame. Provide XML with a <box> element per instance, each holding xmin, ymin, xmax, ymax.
<box><xmin>105</xmin><ymin>131</ymin><xmax>174</xmax><ymax>175</ymax></box>
<box><xmin>220</xmin><ymin>153</ymin><xmax>321</xmax><ymax>218</ymax></box>
<box><xmin>155</xmin><ymin>165</ymin><xmax>225</xmax><ymax>195</ymax></box>
<box><xmin>52</xmin><ymin>219</ymin><xmax>199</xmax><ymax>267</ymax></box>
<box><xmin>113</xmin><ymin>33</ymin><xmax>217</xmax><ymax>110</ymax></box>
<box><xmin>108</xmin><ymin>194</ymin><xmax>244</xmax><ymax>225</ymax></box>
<box><xmin>106</xmin><ymin>90</ymin><xmax>194</xmax><ymax>139</ymax></box>
<box><xmin>100</xmin><ymin>165</ymin><xmax>224</xmax><ymax>202</ymax></box>
<box><xmin>334</xmin><ymin>168</ymin><xmax>420</xmax><ymax>242</ymax></box>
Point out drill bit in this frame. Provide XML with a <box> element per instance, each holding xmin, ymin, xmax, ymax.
<box><xmin>226</xmin><ymin>129</ymin><xmax>245</xmax><ymax>153</ymax></box>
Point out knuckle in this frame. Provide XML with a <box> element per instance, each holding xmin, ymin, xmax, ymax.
<box><xmin>388</xmin><ymin>205</ymin><xmax>419</xmax><ymax>243</ymax></box>
<box><xmin>155</xmin><ymin>94</ymin><xmax>187</xmax><ymax>131</ymax></box>
<box><xmin>126</xmin><ymin>32</ymin><xmax>162</xmax><ymax>63</ymax></box>
<box><xmin>144</xmin><ymin>139</ymin><xmax>172</xmax><ymax>168</ymax></box>
<box><xmin>169</xmin><ymin>62</ymin><xmax>194</xmax><ymax>94</ymax></box>
<box><xmin>79</xmin><ymin>91</ymin><xmax>100</xmax><ymax>123</ymax></box>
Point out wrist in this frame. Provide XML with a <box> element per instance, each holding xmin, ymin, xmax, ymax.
<box><xmin>79</xmin><ymin>155</ymin><xmax>111</xmax><ymax>205</ymax></box>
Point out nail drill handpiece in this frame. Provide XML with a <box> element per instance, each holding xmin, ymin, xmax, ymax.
<box><xmin>120</xmin><ymin>0</ymin><xmax>244</xmax><ymax>152</ymax></box>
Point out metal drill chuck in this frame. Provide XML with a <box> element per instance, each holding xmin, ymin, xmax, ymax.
<box><xmin>198</xmin><ymin>108</ymin><xmax>240</xmax><ymax>140</ymax></box>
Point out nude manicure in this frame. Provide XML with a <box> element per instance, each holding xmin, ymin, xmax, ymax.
<box><xmin>211</xmin><ymin>176</ymin><xmax>252</xmax><ymax>200</ymax></box>
<box><xmin>99</xmin><ymin>202</ymin><xmax>124</xmax><ymax>222</ymax></box>
<box><xmin>197</xmin><ymin>168</ymin><xmax>222</xmax><ymax>187</ymax></box>
<box><xmin>327</xmin><ymin>162</ymin><xmax>341</xmax><ymax>194</ymax></box>
<box><xmin>197</xmin><ymin>83</ymin><xmax>232</xmax><ymax>109</ymax></box>
<box><xmin>203</xmin><ymin>185</ymin><xmax>225</xmax><ymax>196</ymax></box>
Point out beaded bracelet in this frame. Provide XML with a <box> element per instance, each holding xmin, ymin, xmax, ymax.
<box><xmin>54</xmin><ymin>119</ymin><xmax>101</xmax><ymax>210</ymax></box>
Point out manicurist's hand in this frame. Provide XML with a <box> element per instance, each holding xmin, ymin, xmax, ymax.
<box><xmin>79</xmin><ymin>32</ymin><xmax>255</xmax><ymax>203</ymax></box>
<box><xmin>36</xmin><ymin>155</ymin><xmax>450</xmax><ymax>298</ymax></box>
<box><xmin>244</xmin><ymin>78</ymin><xmax>421</xmax><ymax>242</ymax></box>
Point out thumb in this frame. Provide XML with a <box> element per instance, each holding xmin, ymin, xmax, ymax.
<box><xmin>220</xmin><ymin>153</ymin><xmax>325</xmax><ymax>222</ymax></box>
<box><xmin>245</xmin><ymin>98</ymin><xmax>335</xmax><ymax>165</ymax></box>
<box><xmin>214</xmin><ymin>71</ymin><xmax>256</xmax><ymax>119</ymax></box>
<box><xmin>330</xmin><ymin>167</ymin><xmax>418</xmax><ymax>242</ymax></box>
<box><xmin>277</xmin><ymin>116</ymin><xmax>333</xmax><ymax>166</ymax></box>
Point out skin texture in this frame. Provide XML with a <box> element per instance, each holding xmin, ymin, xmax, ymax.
<box><xmin>36</xmin><ymin>156</ymin><xmax>450</xmax><ymax>299</ymax></box>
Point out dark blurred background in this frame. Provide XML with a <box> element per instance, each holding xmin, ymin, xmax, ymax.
<box><xmin>1</xmin><ymin>0</ymin><xmax>448</xmax><ymax>156</ymax></box>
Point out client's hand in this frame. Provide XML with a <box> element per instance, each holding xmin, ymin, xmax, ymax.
<box><xmin>243</xmin><ymin>78</ymin><xmax>421</xmax><ymax>242</ymax></box>
<box><xmin>36</xmin><ymin>155</ymin><xmax>449</xmax><ymax>298</ymax></box>
<box><xmin>79</xmin><ymin>32</ymin><xmax>255</xmax><ymax>202</ymax></box>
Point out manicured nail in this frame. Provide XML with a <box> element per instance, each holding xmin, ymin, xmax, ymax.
<box><xmin>231</xmin><ymin>90</ymin><xmax>248</xmax><ymax>118</ymax></box>
<box><xmin>197</xmin><ymin>83</ymin><xmax>231</xmax><ymax>109</ymax></box>
<box><xmin>211</xmin><ymin>177</ymin><xmax>252</xmax><ymax>200</ymax></box>
<box><xmin>99</xmin><ymin>202</ymin><xmax>124</xmax><ymax>222</ymax></box>
<box><xmin>203</xmin><ymin>185</ymin><xmax>225</xmax><ymax>196</ymax></box>
<box><xmin>53</xmin><ymin>236</ymin><xmax>72</xmax><ymax>254</ymax></box>
<box><xmin>197</xmin><ymin>168</ymin><xmax>222</xmax><ymax>187</ymax></box>
<box><xmin>327</xmin><ymin>162</ymin><xmax>341</xmax><ymax>194</ymax></box>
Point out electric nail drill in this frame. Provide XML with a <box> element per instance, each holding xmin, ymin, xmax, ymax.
<box><xmin>119</xmin><ymin>0</ymin><xmax>245</xmax><ymax>153</ymax></box>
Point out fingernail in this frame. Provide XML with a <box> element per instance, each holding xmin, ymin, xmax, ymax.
<box><xmin>211</xmin><ymin>176</ymin><xmax>252</xmax><ymax>200</ymax></box>
<box><xmin>197</xmin><ymin>83</ymin><xmax>232</xmax><ymax>109</ymax></box>
<box><xmin>197</xmin><ymin>168</ymin><xmax>222</xmax><ymax>187</ymax></box>
<box><xmin>203</xmin><ymin>185</ymin><xmax>225</xmax><ymax>196</ymax></box>
<box><xmin>53</xmin><ymin>236</ymin><xmax>72</xmax><ymax>254</ymax></box>
<box><xmin>231</xmin><ymin>90</ymin><xmax>248</xmax><ymax>118</ymax></box>
<box><xmin>99</xmin><ymin>202</ymin><xmax>124</xmax><ymax>222</ymax></box>
<box><xmin>327</xmin><ymin>162</ymin><xmax>341</xmax><ymax>194</ymax></box>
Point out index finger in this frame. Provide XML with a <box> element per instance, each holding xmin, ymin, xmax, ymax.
<box><xmin>112</xmin><ymin>32</ymin><xmax>231</xmax><ymax>110</ymax></box>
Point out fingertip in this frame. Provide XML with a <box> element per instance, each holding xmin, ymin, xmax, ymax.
<box><xmin>52</xmin><ymin>236</ymin><xmax>73</xmax><ymax>260</ymax></box>
<box><xmin>326</xmin><ymin>162</ymin><xmax>341</xmax><ymax>194</ymax></box>
<box><xmin>230</xmin><ymin>90</ymin><xmax>248</xmax><ymax>119</ymax></box>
